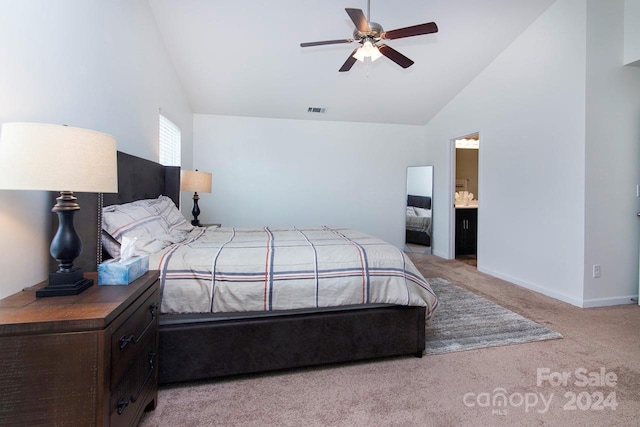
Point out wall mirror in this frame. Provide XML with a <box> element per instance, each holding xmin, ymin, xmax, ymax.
<box><xmin>405</xmin><ymin>166</ymin><xmax>433</xmax><ymax>254</ymax></box>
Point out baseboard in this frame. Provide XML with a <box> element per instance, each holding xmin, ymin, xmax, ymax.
<box><xmin>432</xmin><ymin>249</ymin><xmax>449</xmax><ymax>258</ymax></box>
<box><xmin>477</xmin><ymin>266</ymin><xmax>639</xmax><ymax>308</ymax></box>
<box><xmin>581</xmin><ymin>295</ymin><xmax>638</xmax><ymax>308</ymax></box>
<box><xmin>477</xmin><ymin>266</ymin><xmax>585</xmax><ymax>307</ymax></box>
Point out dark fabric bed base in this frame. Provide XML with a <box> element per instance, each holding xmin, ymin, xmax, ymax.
<box><xmin>158</xmin><ymin>305</ymin><xmax>426</xmax><ymax>384</ymax></box>
<box><xmin>406</xmin><ymin>229</ymin><xmax>431</xmax><ymax>246</ymax></box>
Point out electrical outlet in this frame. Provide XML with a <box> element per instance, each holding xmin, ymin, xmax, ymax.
<box><xmin>593</xmin><ymin>264</ymin><xmax>601</xmax><ymax>278</ymax></box>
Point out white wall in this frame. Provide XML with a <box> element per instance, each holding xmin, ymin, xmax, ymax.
<box><xmin>584</xmin><ymin>0</ymin><xmax>640</xmax><ymax>305</ymax></box>
<box><xmin>0</xmin><ymin>0</ymin><xmax>192</xmax><ymax>298</ymax></box>
<box><xmin>407</xmin><ymin>166</ymin><xmax>433</xmax><ymax>197</ymax></box>
<box><xmin>425</xmin><ymin>0</ymin><xmax>588</xmax><ymax>305</ymax></box>
<box><xmin>624</xmin><ymin>0</ymin><xmax>640</xmax><ymax>65</ymax></box>
<box><xmin>192</xmin><ymin>114</ymin><xmax>428</xmax><ymax>248</ymax></box>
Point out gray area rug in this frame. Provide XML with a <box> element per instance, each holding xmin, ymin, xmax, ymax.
<box><xmin>425</xmin><ymin>278</ymin><xmax>562</xmax><ymax>355</ymax></box>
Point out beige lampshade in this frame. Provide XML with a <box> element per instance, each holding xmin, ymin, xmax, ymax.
<box><xmin>181</xmin><ymin>169</ymin><xmax>212</xmax><ymax>193</ymax></box>
<box><xmin>0</xmin><ymin>122</ymin><xmax>118</xmax><ymax>193</ymax></box>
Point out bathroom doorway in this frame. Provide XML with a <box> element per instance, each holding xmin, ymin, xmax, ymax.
<box><xmin>450</xmin><ymin>133</ymin><xmax>479</xmax><ymax>267</ymax></box>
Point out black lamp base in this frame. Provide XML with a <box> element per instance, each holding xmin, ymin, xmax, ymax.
<box><xmin>39</xmin><ymin>191</ymin><xmax>93</xmax><ymax>298</ymax></box>
<box><xmin>36</xmin><ymin>268</ymin><xmax>93</xmax><ymax>297</ymax></box>
<box><xmin>191</xmin><ymin>192</ymin><xmax>201</xmax><ymax>227</ymax></box>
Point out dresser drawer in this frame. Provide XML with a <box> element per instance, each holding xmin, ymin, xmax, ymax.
<box><xmin>110</xmin><ymin>348</ymin><xmax>157</xmax><ymax>427</ymax></box>
<box><xmin>111</xmin><ymin>288</ymin><xmax>160</xmax><ymax>389</ymax></box>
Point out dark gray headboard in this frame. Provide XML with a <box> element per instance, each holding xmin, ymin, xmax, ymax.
<box><xmin>49</xmin><ymin>151</ymin><xmax>180</xmax><ymax>273</ymax></box>
<box><xmin>102</xmin><ymin>151</ymin><xmax>180</xmax><ymax>208</ymax></box>
<box><xmin>407</xmin><ymin>195</ymin><xmax>431</xmax><ymax>210</ymax></box>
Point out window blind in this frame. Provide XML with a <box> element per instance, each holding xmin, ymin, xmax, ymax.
<box><xmin>159</xmin><ymin>113</ymin><xmax>181</xmax><ymax>166</ymax></box>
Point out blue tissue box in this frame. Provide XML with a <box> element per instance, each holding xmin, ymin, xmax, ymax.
<box><xmin>98</xmin><ymin>255</ymin><xmax>149</xmax><ymax>285</ymax></box>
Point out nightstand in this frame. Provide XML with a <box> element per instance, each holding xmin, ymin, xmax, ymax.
<box><xmin>0</xmin><ymin>271</ymin><xmax>160</xmax><ymax>426</ymax></box>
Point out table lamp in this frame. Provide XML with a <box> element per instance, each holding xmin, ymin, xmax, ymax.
<box><xmin>180</xmin><ymin>169</ymin><xmax>212</xmax><ymax>226</ymax></box>
<box><xmin>0</xmin><ymin>122</ymin><xmax>118</xmax><ymax>297</ymax></box>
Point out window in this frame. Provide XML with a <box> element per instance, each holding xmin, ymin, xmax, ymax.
<box><xmin>159</xmin><ymin>112</ymin><xmax>181</xmax><ymax>166</ymax></box>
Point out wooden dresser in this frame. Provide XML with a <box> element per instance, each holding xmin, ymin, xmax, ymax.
<box><xmin>0</xmin><ymin>271</ymin><xmax>160</xmax><ymax>427</ymax></box>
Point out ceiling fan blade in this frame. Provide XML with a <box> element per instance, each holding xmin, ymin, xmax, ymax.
<box><xmin>300</xmin><ymin>39</ymin><xmax>354</xmax><ymax>47</ymax></box>
<box><xmin>345</xmin><ymin>8</ymin><xmax>370</xmax><ymax>33</ymax></box>
<box><xmin>339</xmin><ymin>48</ymin><xmax>360</xmax><ymax>72</ymax></box>
<box><xmin>378</xmin><ymin>44</ymin><xmax>414</xmax><ymax>68</ymax></box>
<box><xmin>382</xmin><ymin>22</ymin><xmax>438</xmax><ymax>40</ymax></box>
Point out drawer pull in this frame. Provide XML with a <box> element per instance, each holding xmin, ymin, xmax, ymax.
<box><xmin>117</xmin><ymin>352</ymin><xmax>156</xmax><ymax>415</ymax></box>
<box><xmin>119</xmin><ymin>303</ymin><xmax>159</xmax><ymax>349</ymax></box>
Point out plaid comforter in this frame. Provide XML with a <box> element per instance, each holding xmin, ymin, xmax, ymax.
<box><xmin>151</xmin><ymin>226</ymin><xmax>438</xmax><ymax>320</ymax></box>
<box><xmin>406</xmin><ymin>211</ymin><xmax>431</xmax><ymax>234</ymax></box>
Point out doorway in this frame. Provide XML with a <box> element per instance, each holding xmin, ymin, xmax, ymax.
<box><xmin>450</xmin><ymin>133</ymin><xmax>479</xmax><ymax>267</ymax></box>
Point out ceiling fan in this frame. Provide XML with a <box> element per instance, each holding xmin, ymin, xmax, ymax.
<box><xmin>300</xmin><ymin>1</ymin><xmax>438</xmax><ymax>72</ymax></box>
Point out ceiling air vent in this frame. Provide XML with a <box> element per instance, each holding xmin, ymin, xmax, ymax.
<box><xmin>307</xmin><ymin>107</ymin><xmax>326</xmax><ymax>113</ymax></box>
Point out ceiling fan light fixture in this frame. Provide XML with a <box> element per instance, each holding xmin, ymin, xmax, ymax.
<box><xmin>352</xmin><ymin>39</ymin><xmax>382</xmax><ymax>62</ymax></box>
<box><xmin>353</xmin><ymin>46</ymin><xmax>366</xmax><ymax>62</ymax></box>
<box><xmin>369</xmin><ymin>45</ymin><xmax>383</xmax><ymax>62</ymax></box>
<box><xmin>362</xmin><ymin>39</ymin><xmax>375</xmax><ymax>55</ymax></box>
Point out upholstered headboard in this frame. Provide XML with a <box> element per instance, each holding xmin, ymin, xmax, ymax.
<box><xmin>407</xmin><ymin>195</ymin><xmax>431</xmax><ymax>210</ymax></box>
<box><xmin>49</xmin><ymin>151</ymin><xmax>180</xmax><ymax>273</ymax></box>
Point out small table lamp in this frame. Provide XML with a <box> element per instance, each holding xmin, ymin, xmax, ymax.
<box><xmin>0</xmin><ymin>122</ymin><xmax>117</xmax><ymax>297</ymax></box>
<box><xmin>180</xmin><ymin>169</ymin><xmax>212</xmax><ymax>226</ymax></box>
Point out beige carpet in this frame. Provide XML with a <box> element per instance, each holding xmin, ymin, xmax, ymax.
<box><xmin>140</xmin><ymin>254</ymin><xmax>640</xmax><ymax>426</ymax></box>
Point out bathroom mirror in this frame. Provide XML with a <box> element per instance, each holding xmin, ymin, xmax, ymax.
<box><xmin>405</xmin><ymin>166</ymin><xmax>433</xmax><ymax>254</ymax></box>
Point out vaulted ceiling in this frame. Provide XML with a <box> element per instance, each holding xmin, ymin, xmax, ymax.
<box><xmin>148</xmin><ymin>0</ymin><xmax>555</xmax><ymax>125</ymax></box>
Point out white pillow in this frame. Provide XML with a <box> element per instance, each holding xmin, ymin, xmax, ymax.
<box><xmin>145</xmin><ymin>195</ymin><xmax>194</xmax><ymax>238</ymax></box>
<box><xmin>414</xmin><ymin>207</ymin><xmax>431</xmax><ymax>217</ymax></box>
<box><xmin>406</xmin><ymin>206</ymin><xmax>417</xmax><ymax>216</ymax></box>
<box><xmin>101</xmin><ymin>230</ymin><xmax>121</xmax><ymax>259</ymax></box>
<box><xmin>102</xmin><ymin>196</ymin><xmax>190</xmax><ymax>255</ymax></box>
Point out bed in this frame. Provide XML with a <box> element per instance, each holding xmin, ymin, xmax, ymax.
<box><xmin>66</xmin><ymin>152</ymin><xmax>438</xmax><ymax>384</ymax></box>
<box><xmin>406</xmin><ymin>195</ymin><xmax>432</xmax><ymax>246</ymax></box>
